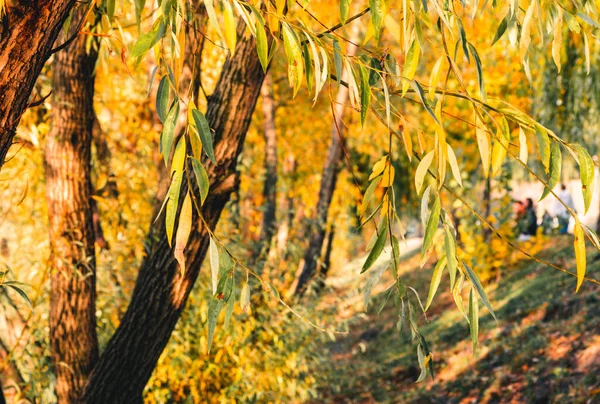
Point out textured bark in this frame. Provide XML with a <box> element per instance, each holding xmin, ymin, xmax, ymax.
<box><xmin>0</xmin><ymin>0</ymin><xmax>76</xmax><ymax>170</ymax></box>
<box><xmin>252</xmin><ymin>73</ymin><xmax>278</xmax><ymax>266</ymax></box>
<box><xmin>80</xmin><ymin>26</ymin><xmax>266</xmax><ymax>403</ymax></box>
<box><xmin>44</xmin><ymin>6</ymin><xmax>99</xmax><ymax>402</ymax></box>
<box><xmin>293</xmin><ymin>37</ymin><xmax>358</xmax><ymax>297</ymax></box>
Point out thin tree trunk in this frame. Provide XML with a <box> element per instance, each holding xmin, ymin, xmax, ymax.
<box><xmin>0</xmin><ymin>338</ymin><xmax>24</xmax><ymax>403</ymax></box>
<box><xmin>0</xmin><ymin>1</ymin><xmax>76</xmax><ymax>170</ymax></box>
<box><xmin>292</xmin><ymin>34</ymin><xmax>358</xmax><ymax>297</ymax></box>
<box><xmin>80</xmin><ymin>25</ymin><xmax>267</xmax><ymax>403</ymax></box>
<box><xmin>44</xmin><ymin>5</ymin><xmax>100</xmax><ymax>402</ymax></box>
<box><xmin>252</xmin><ymin>73</ymin><xmax>278</xmax><ymax>266</ymax></box>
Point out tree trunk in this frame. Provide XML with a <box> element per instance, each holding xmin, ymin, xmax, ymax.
<box><xmin>0</xmin><ymin>338</ymin><xmax>24</xmax><ymax>404</ymax></box>
<box><xmin>0</xmin><ymin>0</ymin><xmax>76</xmax><ymax>170</ymax></box>
<box><xmin>80</xmin><ymin>26</ymin><xmax>267</xmax><ymax>403</ymax></box>
<box><xmin>44</xmin><ymin>6</ymin><xmax>100</xmax><ymax>402</ymax></box>
<box><xmin>292</xmin><ymin>36</ymin><xmax>358</xmax><ymax>297</ymax></box>
<box><xmin>252</xmin><ymin>73</ymin><xmax>278</xmax><ymax>267</ymax></box>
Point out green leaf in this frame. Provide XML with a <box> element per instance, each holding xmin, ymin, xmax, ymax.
<box><xmin>207</xmin><ymin>296</ymin><xmax>224</xmax><ymax>352</ymax></box>
<box><xmin>282</xmin><ymin>23</ymin><xmax>304</xmax><ymax>97</ymax></box>
<box><xmin>421</xmin><ymin>196</ymin><xmax>440</xmax><ymax>257</ymax></box>
<box><xmin>3</xmin><ymin>282</ymin><xmax>32</xmax><ymax>309</ymax></box>
<box><xmin>361</xmin><ymin>220</ymin><xmax>388</xmax><ymax>274</ymax></box>
<box><xmin>333</xmin><ymin>39</ymin><xmax>342</xmax><ymax>84</ymax></box>
<box><xmin>540</xmin><ymin>142</ymin><xmax>562</xmax><ymax>201</ymax></box>
<box><xmin>209</xmin><ymin>237</ymin><xmax>219</xmax><ymax>294</ymax></box>
<box><xmin>468</xmin><ymin>288</ymin><xmax>479</xmax><ymax>354</ymax></box>
<box><xmin>467</xmin><ymin>42</ymin><xmax>486</xmax><ymax>101</ymax></box>
<box><xmin>303</xmin><ymin>43</ymin><xmax>314</xmax><ymax>94</ymax></box>
<box><xmin>411</xmin><ymin>81</ymin><xmax>439</xmax><ymax>125</ymax></box>
<box><xmin>571</xmin><ymin>144</ymin><xmax>594</xmax><ymax>214</ymax></box>
<box><xmin>191</xmin><ymin>109</ymin><xmax>216</xmax><ymax>164</ymax></box>
<box><xmin>462</xmin><ymin>261</ymin><xmax>497</xmax><ymax>322</ymax></box>
<box><xmin>444</xmin><ymin>225</ymin><xmax>458</xmax><ymax>289</ymax></box>
<box><xmin>106</xmin><ymin>0</ymin><xmax>116</xmax><ymax>21</ymax></box>
<box><xmin>191</xmin><ymin>157</ymin><xmax>209</xmax><ymax>205</ymax></box>
<box><xmin>130</xmin><ymin>18</ymin><xmax>166</xmax><ymax>60</ymax></box>
<box><xmin>369</xmin><ymin>0</ymin><xmax>385</xmax><ymax>42</ymax></box>
<box><xmin>225</xmin><ymin>274</ymin><xmax>235</xmax><ymax>327</ymax></box>
<box><xmin>165</xmin><ymin>171</ymin><xmax>183</xmax><ymax>246</ymax></box>
<box><xmin>160</xmin><ymin>100</ymin><xmax>180</xmax><ymax>165</ymax></box>
<box><xmin>358</xmin><ymin>64</ymin><xmax>371</xmax><ymax>127</ymax></box>
<box><xmin>255</xmin><ymin>18</ymin><xmax>269</xmax><ymax>72</ymax></box>
<box><xmin>156</xmin><ymin>75</ymin><xmax>170</xmax><ymax>123</ymax></box>
<box><xmin>360</xmin><ymin>176</ymin><xmax>381</xmax><ymax>216</ymax></box>
<box><xmin>425</xmin><ymin>256</ymin><xmax>446</xmax><ymax>311</ymax></box>
<box><xmin>402</xmin><ymin>39</ymin><xmax>420</xmax><ymax>96</ymax></box>
<box><xmin>535</xmin><ymin>125</ymin><xmax>551</xmax><ymax>171</ymax></box>
<box><xmin>576</xmin><ymin>12</ymin><xmax>600</xmax><ymax>29</ymax></box>
<box><xmin>492</xmin><ymin>15</ymin><xmax>508</xmax><ymax>45</ymax></box>
<box><xmin>340</xmin><ymin>0</ymin><xmax>350</xmax><ymax>24</ymax></box>
<box><xmin>364</xmin><ymin>263</ymin><xmax>387</xmax><ymax>310</ymax></box>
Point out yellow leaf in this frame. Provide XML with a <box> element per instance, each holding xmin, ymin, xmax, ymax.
<box><xmin>171</xmin><ymin>136</ymin><xmax>186</xmax><ymax>176</ymax></box>
<box><xmin>428</xmin><ymin>56</ymin><xmax>445</xmax><ymax>103</ymax></box>
<box><xmin>476</xmin><ymin>117</ymin><xmax>490</xmax><ymax>178</ymax></box>
<box><xmin>574</xmin><ymin>221</ymin><xmax>586</xmax><ymax>292</ymax></box>
<box><xmin>204</xmin><ymin>0</ymin><xmax>225</xmax><ymax>44</ymax></box>
<box><xmin>447</xmin><ymin>145</ymin><xmax>463</xmax><ymax>187</ymax></box>
<box><xmin>519</xmin><ymin>126</ymin><xmax>528</xmax><ymax>164</ymax></box>
<box><xmin>415</xmin><ymin>150</ymin><xmax>434</xmax><ymax>194</ymax></box>
<box><xmin>381</xmin><ymin>164</ymin><xmax>395</xmax><ymax>187</ymax></box>
<box><xmin>401</xmin><ymin>39</ymin><xmax>420</xmax><ymax>96</ymax></box>
<box><xmin>402</xmin><ymin>128</ymin><xmax>413</xmax><ymax>161</ymax></box>
<box><xmin>552</xmin><ymin>7</ymin><xmax>563</xmax><ymax>72</ymax></box>
<box><xmin>583</xmin><ymin>32</ymin><xmax>591</xmax><ymax>74</ymax></box>
<box><xmin>369</xmin><ymin>155</ymin><xmax>387</xmax><ymax>180</ymax></box>
<box><xmin>520</xmin><ymin>2</ymin><xmax>535</xmax><ymax>62</ymax></box>
<box><xmin>174</xmin><ymin>192</ymin><xmax>193</xmax><ymax>274</ymax></box>
<box><xmin>223</xmin><ymin>0</ymin><xmax>237</xmax><ymax>54</ymax></box>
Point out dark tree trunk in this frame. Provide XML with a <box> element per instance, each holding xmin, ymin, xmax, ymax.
<box><xmin>80</xmin><ymin>26</ymin><xmax>267</xmax><ymax>403</ymax></box>
<box><xmin>0</xmin><ymin>0</ymin><xmax>76</xmax><ymax>170</ymax></box>
<box><xmin>44</xmin><ymin>6</ymin><xmax>100</xmax><ymax>402</ymax></box>
<box><xmin>253</xmin><ymin>73</ymin><xmax>278</xmax><ymax>267</ymax></box>
<box><xmin>292</xmin><ymin>38</ymin><xmax>358</xmax><ymax>297</ymax></box>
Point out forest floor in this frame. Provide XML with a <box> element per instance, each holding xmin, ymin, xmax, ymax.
<box><xmin>314</xmin><ymin>236</ymin><xmax>600</xmax><ymax>403</ymax></box>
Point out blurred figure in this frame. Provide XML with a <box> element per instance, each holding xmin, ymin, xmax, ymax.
<box><xmin>517</xmin><ymin>198</ymin><xmax>538</xmax><ymax>241</ymax></box>
<box><xmin>541</xmin><ymin>210</ymin><xmax>554</xmax><ymax>234</ymax></box>
<box><xmin>553</xmin><ymin>184</ymin><xmax>574</xmax><ymax>234</ymax></box>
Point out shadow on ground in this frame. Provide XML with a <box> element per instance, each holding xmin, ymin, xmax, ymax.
<box><xmin>314</xmin><ymin>236</ymin><xmax>600</xmax><ymax>403</ymax></box>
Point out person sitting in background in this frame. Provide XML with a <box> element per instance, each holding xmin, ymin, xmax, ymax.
<box><xmin>553</xmin><ymin>184</ymin><xmax>575</xmax><ymax>234</ymax></box>
<box><xmin>516</xmin><ymin>198</ymin><xmax>538</xmax><ymax>241</ymax></box>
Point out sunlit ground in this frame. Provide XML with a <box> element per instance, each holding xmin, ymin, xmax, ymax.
<box><xmin>315</xmin><ymin>236</ymin><xmax>600</xmax><ymax>403</ymax></box>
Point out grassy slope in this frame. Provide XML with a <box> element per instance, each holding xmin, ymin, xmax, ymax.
<box><xmin>316</xmin><ymin>237</ymin><xmax>600</xmax><ymax>403</ymax></box>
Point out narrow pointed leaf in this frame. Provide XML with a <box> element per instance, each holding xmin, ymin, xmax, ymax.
<box><xmin>425</xmin><ymin>256</ymin><xmax>446</xmax><ymax>311</ymax></box>
<box><xmin>540</xmin><ymin>142</ymin><xmax>562</xmax><ymax>201</ymax></box>
<box><xmin>468</xmin><ymin>288</ymin><xmax>479</xmax><ymax>354</ymax></box>
<box><xmin>191</xmin><ymin>109</ymin><xmax>216</xmax><ymax>164</ymax></box>
<box><xmin>361</xmin><ymin>221</ymin><xmax>388</xmax><ymax>274</ymax></box>
<box><xmin>574</xmin><ymin>222</ymin><xmax>586</xmax><ymax>293</ymax></box>
<box><xmin>462</xmin><ymin>261</ymin><xmax>497</xmax><ymax>322</ymax></box>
